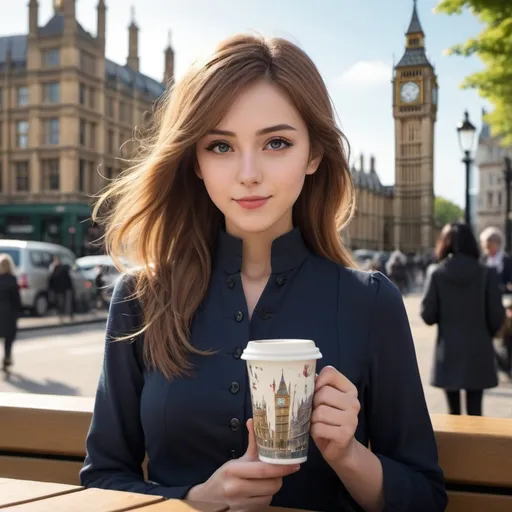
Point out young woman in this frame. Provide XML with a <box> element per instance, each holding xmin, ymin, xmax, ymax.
<box><xmin>421</xmin><ymin>223</ymin><xmax>504</xmax><ymax>416</ymax></box>
<box><xmin>80</xmin><ymin>35</ymin><xmax>447</xmax><ymax>512</ymax></box>
<box><xmin>0</xmin><ymin>253</ymin><xmax>22</xmax><ymax>372</ymax></box>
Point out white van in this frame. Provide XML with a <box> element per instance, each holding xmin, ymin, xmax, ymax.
<box><xmin>0</xmin><ymin>240</ymin><xmax>94</xmax><ymax>316</ymax></box>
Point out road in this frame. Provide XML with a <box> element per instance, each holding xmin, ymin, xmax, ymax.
<box><xmin>1</xmin><ymin>295</ymin><xmax>511</xmax><ymax>418</ymax></box>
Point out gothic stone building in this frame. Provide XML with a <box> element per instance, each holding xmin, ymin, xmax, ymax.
<box><xmin>0</xmin><ymin>0</ymin><xmax>173</xmax><ymax>255</ymax></box>
<box><xmin>346</xmin><ymin>1</ymin><xmax>438</xmax><ymax>254</ymax></box>
<box><xmin>344</xmin><ymin>154</ymin><xmax>394</xmax><ymax>252</ymax></box>
<box><xmin>476</xmin><ymin>109</ymin><xmax>512</xmax><ymax>238</ymax></box>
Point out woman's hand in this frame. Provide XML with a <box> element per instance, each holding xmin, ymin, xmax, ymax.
<box><xmin>311</xmin><ymin>366</ymin><xmax>361</xmax><ymax>467</ymax></box>
<box><xmin>186</xmin><ymin>419</ymin><xmax>300</xmax><ymax>511</ymax></box>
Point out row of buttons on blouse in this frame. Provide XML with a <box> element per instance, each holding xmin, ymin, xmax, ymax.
<box><xmin>227</xmin><ymin>275</ymin><xmax>287</xmax><ymax>458</ymax></box>
<box><xmin>231</xmin><ymin>339</ymin><xmax>243</xmax><ymax>457</ymax></box>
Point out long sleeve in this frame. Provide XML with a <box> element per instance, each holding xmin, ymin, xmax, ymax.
<box><xmin>10</xmin><ymin>277</ymin><xmax>22</xmax><ymax>314</ymax></box>
<box><xmin>420</xmin><ymin>265</ymin><xmax>439</xmax><ymax>326</ymax></box>
<box><xmin>485</xmin><ymin>267</ymin><xmax>505</xmax><ymax>336</ymax></box>
<box><xmin>79</xmin><ymin>275</ymin><xmax>193</xmax><ymax>499</ymax></box>
<box><xmin>367</xmin><ymin>273</ymin><xmax>447</xmax><ymax>512</ymax></box>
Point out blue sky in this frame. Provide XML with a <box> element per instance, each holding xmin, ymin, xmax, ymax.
<box><xmin>0</xmin><ymin>0</ymin><xmax>487</xmax><ymax>207</ymax></box>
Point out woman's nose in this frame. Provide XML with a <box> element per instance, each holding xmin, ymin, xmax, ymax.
<box><xmin>237</xmin><ymin>153</ymin><xmax>262</xmax><ymax>184</ymax></box>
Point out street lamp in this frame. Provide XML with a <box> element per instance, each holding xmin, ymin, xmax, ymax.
<box><xmin>504</xmin><ymin>156</ymin><xmax>512</xmax><ymax>252</ymax></box>
<box><xmin>457</xmin><ymin>110</ymin><xmax>477</xmax><ymax>226</ymax></box>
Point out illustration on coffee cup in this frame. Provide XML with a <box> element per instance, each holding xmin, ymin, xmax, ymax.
<box><xmin>248</xmin><ymin>361</ymin><xmax>317</xmax><ymax>462</ymax></box>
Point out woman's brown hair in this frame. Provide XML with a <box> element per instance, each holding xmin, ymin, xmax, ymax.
<box><xmin>93</xmin><ymin>34</ymin><xmax>356</xmax><ymax>379</ymax></box>
<box><xmin>435</xmin><ymin>222</ymin><xmax>480</xmax><ymax>262</ymax></box>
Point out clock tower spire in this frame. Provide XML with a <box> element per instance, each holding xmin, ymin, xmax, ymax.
<box><xmin>392</xmin><ymin>0</ymin><xmax>438</xmax><ymax>253</ymax></box>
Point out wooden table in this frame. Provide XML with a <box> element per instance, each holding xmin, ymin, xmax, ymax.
<box><xmin>0</xmin><ymin>478</ymin><xmax>229</xmax><ymax>511</ymax></box>
<box><xmin>0</xmin><ymin>478</ymin><xmax>302</xmax><ymax>512</ymax></box>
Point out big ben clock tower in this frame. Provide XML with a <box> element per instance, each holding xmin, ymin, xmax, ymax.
<box><xmin>393</xmin><ymin>0</ymin><xmax>438</xmax><ymax>253</ymax></box>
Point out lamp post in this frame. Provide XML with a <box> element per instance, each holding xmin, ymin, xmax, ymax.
<box><xmin>504</xmin><ymin>156</ymin><xmax>512</xmax><ymax>252</ymax></box>
<box><xmin>456</xmin><ymin>110</ymin><xmax>477</xmax><ymax>227</ymax></box>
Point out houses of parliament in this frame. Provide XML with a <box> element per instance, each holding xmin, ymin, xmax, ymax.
<box><xmin>0</xmin><ymin>1</ymin><xmax>436</xmax><ymax>255</ymax></box>
<box><xmin>344</xmin><ymin>0</ymin><xmax>438</xmax><ymax>254</ymax></box>
<box><xmin>252</xmin><ymin>370</ymin><xmax>313</xmax><ymax>460</ymax></box>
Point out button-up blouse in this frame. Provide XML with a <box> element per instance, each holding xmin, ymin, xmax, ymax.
<box><xmin>80</xmin><ymin>228</ymin><xmax>447</xmax><ymax>512</ymax></box>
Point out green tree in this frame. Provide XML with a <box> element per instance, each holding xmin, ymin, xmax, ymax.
<box><xmin>435</xmin><ymin>197</ymin><xmax>464</xmax><ymax>227</ymax></box>
<box><xmin>435</xmin><ymin>1</ymin><xmax>512</xmax><ymax>144</ymax></box>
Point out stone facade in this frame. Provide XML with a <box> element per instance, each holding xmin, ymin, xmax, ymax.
<box><xmin>0</xmin><ymin>0</ymin><xmax>172</xmax><ymax>255</ymax></box>
<box><xmin>346</xmin><ymin>1</ymin><xmax>437</xmax><ymax>255</ymax></box>
<box><xmin>343</xmin><ymin>154</ymin><xmax>394</xmax><ymax>252</ymax></box>
<box><xmin>475</xmin><ymin>109</ymin><xmax>512</xmax><ymax>238</ymax></box>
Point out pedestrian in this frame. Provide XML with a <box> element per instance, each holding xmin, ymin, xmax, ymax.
<box><xmin>94</xmin><ymin>265</ymin><xmax>106</xmax><ymax>310</ymax></box>
<box><xmin>48</xmin><ymin>256</ymin><xmax>74</xmax><ymax>323</ymax></box>
<box><xmin>421</xmin><ymin>222</ymin><xmax>505</xmax><ymax>416</ymax></box>
<box><xmin>479</xmin><ymin>226</ymin><xmax>512</xmax><ymax>376</ymax></box>
<box><xmin>80</xmin><ymin>34</ymin><xmax>447</xmax><ymax>511</ymax></box>
<box><xmin>0</xmin><ymin>253</ymin><xmax>22</xmax><ymax>372</ymax></box>
<box><xmin>479</xmin><ymin>227</ymin><xmax>512</xmax><ymax>294</ymax></box>
<box><xmin>500</xmin><ymin>295</ymin><xmax>512</xmax><ymax>380</ymax></box>
<box><xmin>385</xmin><ymin>249</ymin><xmax>408</xmax><ymax>295</ymax></box>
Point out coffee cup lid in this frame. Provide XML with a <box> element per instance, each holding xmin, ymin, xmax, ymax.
<box><xmin>241</xmin><ymin>339</ymin><xmax>322</xmax><ymax>362</ymax></box>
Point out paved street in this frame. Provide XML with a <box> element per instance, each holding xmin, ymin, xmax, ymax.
<box><xmin>1</xmin><ymin>295</ymin><xmax>511</xmax><ymax>418</ymax></box>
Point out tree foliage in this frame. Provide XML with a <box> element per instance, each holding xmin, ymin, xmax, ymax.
<box><xmin>435</xmin><ymin>0</ymin><xmax>512</xmax><ymax>144</ymax></box>
<box><xmin>435</xmin><ymin>196</ymin><xmax>464</xmax><ymax>227</ymax></box>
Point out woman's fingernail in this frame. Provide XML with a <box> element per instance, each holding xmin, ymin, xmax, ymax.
<box><xmin>293</xmin><ymin>465</ymin><xmax>301</xmax><ymax>471</ymax></box>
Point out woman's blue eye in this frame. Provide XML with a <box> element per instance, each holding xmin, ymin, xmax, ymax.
<box><xmin>266</xmin><ymin>138</ymin><xmax>291</xmax><ymax>150</ymax></box>
<box><xmin>208</xmin><ymin>142</ymin><xmax>231</xmax><ymax>154</ymax></box>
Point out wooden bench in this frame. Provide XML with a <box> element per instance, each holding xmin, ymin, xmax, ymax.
<box><xmin>431</xmin><ymin>414</ymin><xmax>512</xmax><ymax>512</ymax></box>
<box><xmin>1</xmin><ymin>393</ymin><xmax>511</xmax><ymax>511</ymax></box>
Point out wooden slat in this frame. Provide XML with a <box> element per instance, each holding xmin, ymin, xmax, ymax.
<box><xmin>0</xmin><ymin>478</ymin><xmax>82</xmax><ymax>509</ymax></box>
<box><xmin>0</xmin><ymin>393</ymin><xmax>93</xmax><ymax>457</ymax></box>
<box><xmin>431</xmin><ymin>414</ymin><xmax>512</xmax><ymax>487</ymax></box>
<box><xmin>0</xmin><ymin>457</ymin><xmax>83</xmax><ymax>486</ymax></box>
<box><xmin>447</xmin><ymin>491</ymin><xmax>512</xmax><ymax>512</ymax></box>
<box><xmin>136</xmin><ymin>504</ymin><xmax>306</xmax><ymax>512</ymax></box>
<box><xmin>1</xmin><ymin>488</ymin><xmax>163</xmax><ymax>512</ymax></box>
<box><xmin>135</xmin><ymin>500</ymin><xmax>229</xmax><ymax>512</ymax></box>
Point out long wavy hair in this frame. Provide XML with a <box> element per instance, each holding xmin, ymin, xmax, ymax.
<box><xmin>93</xmin><ymin>34</ymin><xmax>356</xmax><ymax>379</ymax></box>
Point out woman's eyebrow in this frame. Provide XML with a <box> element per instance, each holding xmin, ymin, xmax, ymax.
<box><xmin>206</xmin><ymin>124</ymin><xmax>297</xmax><ymax>137</ymax></box>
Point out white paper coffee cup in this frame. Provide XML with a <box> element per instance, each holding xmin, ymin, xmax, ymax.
<box><xmin>242</xmin><ymin>339</ymin><xmax>322</xmax><ymax>464</ymax></box>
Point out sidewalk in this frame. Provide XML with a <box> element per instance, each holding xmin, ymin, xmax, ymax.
<box><xmin>18</xmin><ymin>310</ymin><xmax>109</xmax><ymax>332</ymax></box>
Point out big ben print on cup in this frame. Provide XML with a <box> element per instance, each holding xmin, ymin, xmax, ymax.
<box><xmin>241</xmin><ymin>339</ymin><xmax>322</xmax><ymax>464</ymax></box>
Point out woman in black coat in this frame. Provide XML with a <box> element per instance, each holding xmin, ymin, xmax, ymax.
<box><xmin>421</xmin><ymin>222</ymin><xmax>504</xmax><ymax>416</ymax></box>
<box><xmin>0</xmin><ymin>253</ymin><xmax>22</xmax><ymax>371</ymax></box>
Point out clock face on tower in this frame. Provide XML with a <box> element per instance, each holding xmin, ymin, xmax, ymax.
<box><xmin>277</xmin><ymin>397</ymin><xmax>286</xmax><ymax>407</ymax></box>
<box><xmin>400</xmin><ymin>81</ymin><xmax>420</xmax><ymax>103</ymax></box>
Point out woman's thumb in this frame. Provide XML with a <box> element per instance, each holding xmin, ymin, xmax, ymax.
<box><xmin>242</xmin><ymin>418</ymin><xmax>259</xmax><ymax>461</ymax></box>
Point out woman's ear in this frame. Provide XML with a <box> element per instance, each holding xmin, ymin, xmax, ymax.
<box><xmin>194</xmin><ymin>161</ymin><xmax>203</xmax><ymax>180</ymax></box>
<box><xmin>306</xmin><ymin>152</ymin><xmax>323</xmax><ymax>176</ymax></box>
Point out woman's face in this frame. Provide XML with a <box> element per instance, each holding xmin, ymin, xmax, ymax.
<box><xmin>483</xmin><ymin>239</ymin><xmax>500</xmax><ymax>257</ymax></box>
<box><xmin>195</xmin><ymin>79</ymin><xmax>321</xmax><ymax>239</ymax></box>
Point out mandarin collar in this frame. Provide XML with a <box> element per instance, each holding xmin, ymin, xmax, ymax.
<box><xmin>214</xmin><ymin>227</ymin><xmax>310</xmax><ymax>274</ymax></box>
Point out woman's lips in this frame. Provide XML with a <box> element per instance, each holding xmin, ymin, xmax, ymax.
<box><xmin>234</xmin><ymin>196</ymin><xmax>270</xmax><ymax>210</ymax></box>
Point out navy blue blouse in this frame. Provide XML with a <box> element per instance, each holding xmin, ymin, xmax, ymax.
<box><xmin>80</xmin><ymin>228</ymin><xmax>447</xmax><ymax>512</ymax></box>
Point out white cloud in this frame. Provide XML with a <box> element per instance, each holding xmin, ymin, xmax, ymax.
<box><xmin>335</xmin><ymin>60</ymin><xmax>391</xmax><ymax>87</ymax></box>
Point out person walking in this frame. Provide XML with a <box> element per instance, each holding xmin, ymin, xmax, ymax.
<box><xmin>421</xmin><ymin>222</ymin><xmax>505</xmax><ymax>416</ymax></box>
<box><xmin>480</xmin><ymin>227</ymin><xmax>512</xmax><ymax>293</ymax></box>
<box><xmin>0</xmin><ymin>253</ymin><xmax>22</xmax><ymax>372</ymax></box>
<box><xmin>480</xmin><ymin>226</ymin><xmax>512</xmax><ymax>377</ymax></box>
<box><xmin>385</xmin><ymin>249</ymin><xmax>408</xmax><ymax>295</ymax></box>
<box><xmin>48</xmin><ymin>256</ymin><xmax>74</xmax><ymax>322</ymax></box>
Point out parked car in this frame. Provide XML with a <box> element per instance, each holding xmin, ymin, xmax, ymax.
<box><xmin>75</xmin><ymin>255</ymin><xmax>123</xmax><ymax>306</ymax></box>
<box><xmin>0</xmin><ymin>240</ymin><xmax>94</xmax><ymax>316</ymax></box>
